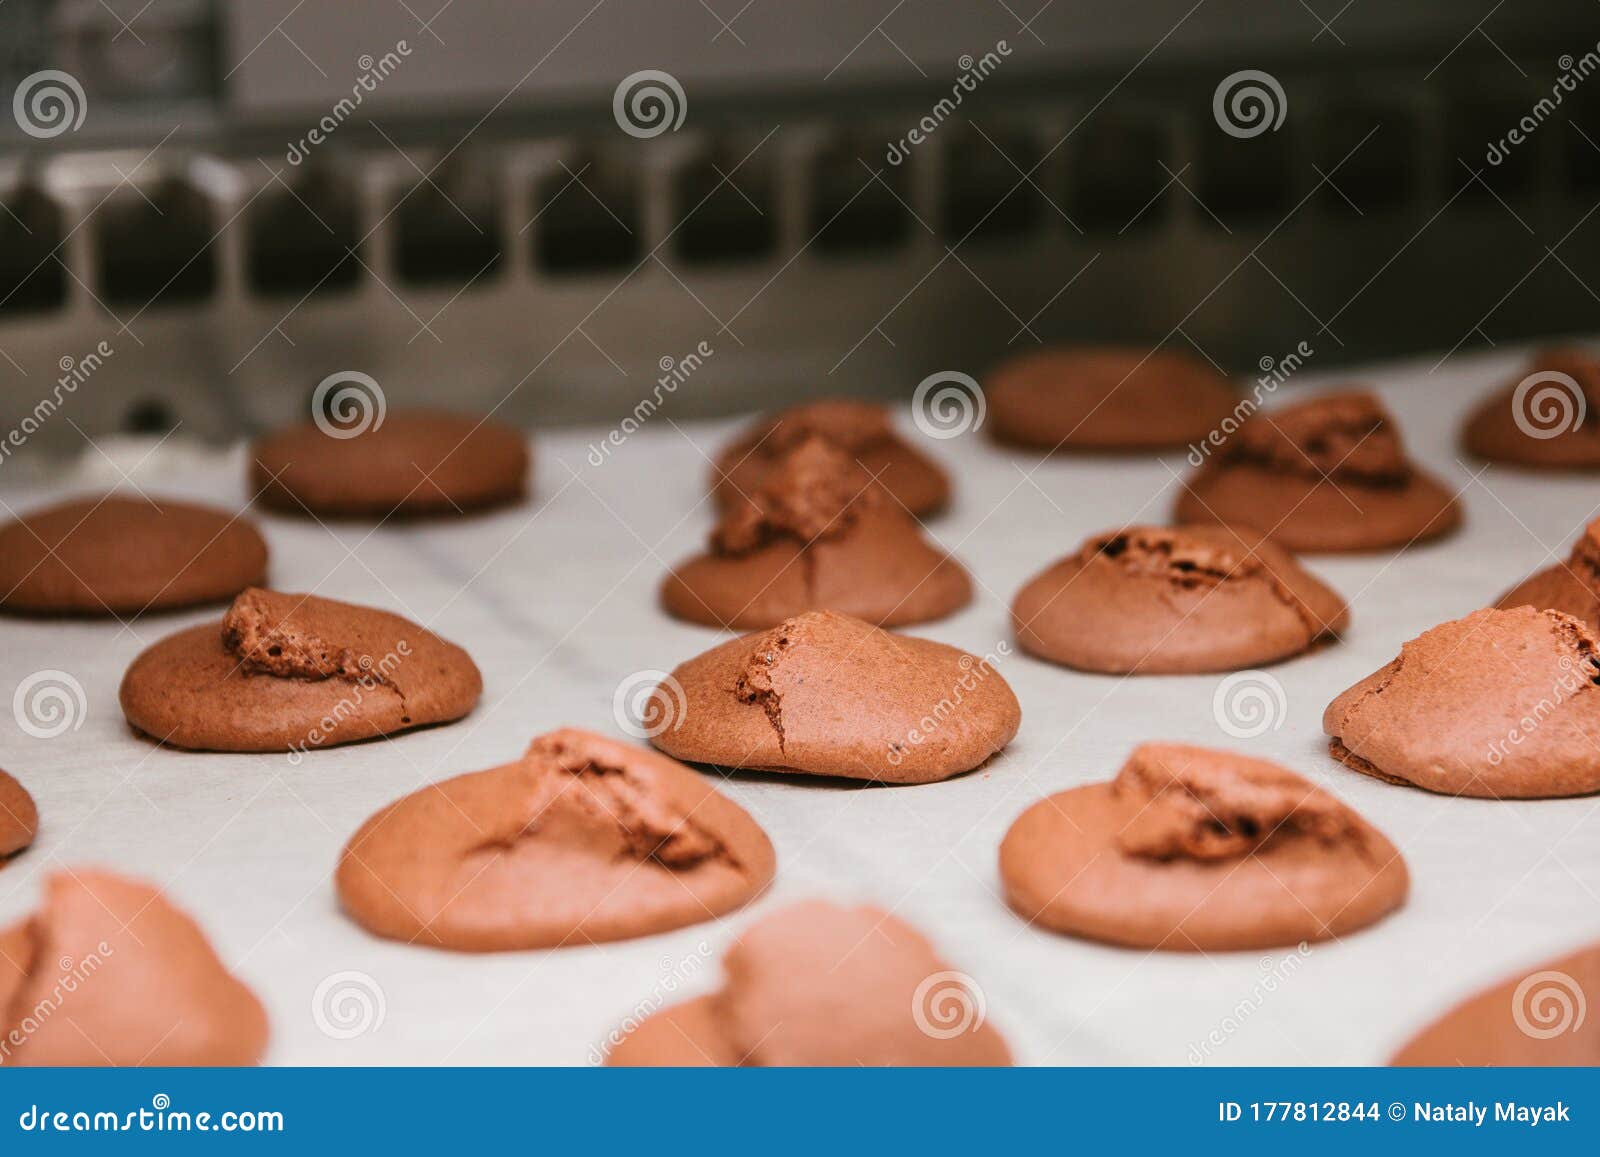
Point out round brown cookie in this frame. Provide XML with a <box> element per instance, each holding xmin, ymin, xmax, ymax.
<box><xmin>1000</xmin><ymin>743</ymin><xmax>1408</xmax><ymax>951</ymax></box>
<box><xmin>0</xmin><ymin>868</ymin><xmax>268</xmax><ymax>1065</ymax></box>
<box><xmin>607</xmin><ymin>900</ymin><xmax>1011</xmax><ymax>1066</ymax></box>
<box><xmin>987</xmin><ymin>346</ymin><xmax>1239</xmax><ymax>452</ymax></box>
<box><xmin>251</xmin><ymin>409</ymin><xmax>529</xmax><ymax>518</ymax></box>
<box><xmin>0</xmin><ymin>769</ymin><xmax>38</xmax><ymax>861</ymax></box>
<box><xmin>336</xmin><ymin>728</ymin><xmax>774</xmax><ymax>951</ymax></box>
<box><xmin>1175</xmin><ymin>390</ymin><xmax>1461</xmax><ymax>553</ymax></box>
<box><xmin>119</xmin><ymin>586</ymin><xmax>481</xmax><ymax>752</ymax></box>
<box><xmin>653</xmin><ymin>609</ymin><xmax>1020</xmax><ymax>784</ymax></box>
<box><xmin>0</xmin><ymin>495</ymin><xmax>267</xmax><ymax>616</ymax></box>
<box><xmin>1495</xmin><ymin>517</ymin><xmax>1600</xmax><ymax>629</ymax></box>
<box><xmin>1392</xmin><ymin>939</ymin><xmax>1600</xmax><ymax>1065</ymax></box>
<box><xmin>712</xmin><ymin>398</ymin><xmax>951</xmax><ymax>516</ymax></box>
<box><xmin>1325</xmin><ymin>606</ymin><xmax>1600</xmax><ymax>798</ymax></box>
<box><xmin>1012</xmin><ymin>524</ymin><xmax>1348</xmax><ymax>674</ymax></box>
<box><xmin>663</xmin><ymin>437</ymin><xmax>971</xmax><ymax>630</ymax></box>
<box><xmin>1462</xmin><ymin>348</ymin><xmax>1600</xmax><ymax>469</ymax></box>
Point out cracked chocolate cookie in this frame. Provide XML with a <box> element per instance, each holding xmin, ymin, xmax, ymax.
<box><xmin>662</xmin><ymin>438</ymin><xmax>971</xmax><ymax>629</ymax></box>
<box><xmin>1495</xmin><ymin>517</ymin><xmax>1600</xmax><ymax>630</ymax></box>
<box><xmin>1011</xmin><ymin>524</ymin><xmax>1348</xmax><ymax>673</ymax></box>
<box><xmin>1462</xmin><ymin>348</ymin><xmax>1600</xmax><ymax>469</ymax></box>
<box><xmin>1325</xmin><ymin>606</ymin><xmax>1600</xmax><ymax>798</ymax></box>
<box><xmin>119</xmin><ymin>587</ymin><xmax>481</xmax><ymax>752</ymax></box>
<box><xmin>987</xmin><ymin>346</ymin><xmax>1239</xmax><ymax>452</ymax></box>
<box><xmin>0</xmin><ymin>769</ymin><xmax>37</xmax><ymax>863</ymax></box>
<box><xmin>711</xmin><ymin>398</ymin><xmax>950</xmax><ymax>516</ymax></box>
<box><xmin>251</xmin><ymin>409</ymin><xmax>529</xmax><ymax>518</ymax></box>
<box><xmin>606</xmin><ymin>899</ymin><xmax>1011</xmax><ymax>1065</ymax></box>
<box><xmin>1000</xmin><ymin>743</ymin><xmax>1408</xmax><ymax>951</ymax></box>
<box><xmin>0</xmin><ymin>869</ymin><xmax>269</xmax><ymax>1065</ymax></box>
<box><xmin>0</xmin><ymin>495</ymin><xmax>267</xmax><ymax>616</ymax></box>
<box><xmin>652</xmin><ymin>610</ymin><xmax>1020</xmax><ymax>784</ymax></box>
<box><xmin>336</xmin><ymin>728</ymin><xmax>774</xmax><ymax>950</ymax></box>
<box><xmin>1175</xmin><ymin>390</ymin><xmax>1461</xmax><ymax>552</ymax></box>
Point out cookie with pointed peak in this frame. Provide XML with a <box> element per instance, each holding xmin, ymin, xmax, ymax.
<box><xmin>119</xmin><ymin>587</ymin><xmax>481</xmax><ymax>752</ymax></box>
<box><xmin>1462</xmin><ymin>348</ymin><xmax>1600</xmax><ymax>469</ymax></box>
<box><xmin>1392</xmin><ymin>939</ymin><xmax>1600</xmax><ymax>1065</ymax></box>
<box><xmin>0</xmin><ymin>869</ymin><xmax>268</xmax><ymax>1065</ymax></box>
<box><xmin>251</xmin><ymin>409</ymin><xmax>529</xmax><ymax>518</ymax></box>
<box><xmin>662</xmin><ymin>438</ymin><xmax>971</xmax><ymax>629</ymax></box>
<box><xmin>652</xmin><ymin>610</ymin><xmax>1020</xmax><ymax>784</ymax></box>
<box><xmin>1012</xmin><ymin>524</ymin><xmax>1347</xmax><ymax>673</ymax></box>
<box><xmin>0</xmin><ymin>495</ymin><xmax>267</xmax><ymax>616</ymax></box>
<box><xmin>336</xmin><ymin>728</ymin><xmax>774</xmax><ymax>950</ymax></box>
<box><xmin>0</xmin><ymin>769</ymin><xmax>37</xmax><ymax>861</ymax></box>
<box><xmin>1175</xmin><ymin>390</ymin><xmax>1461</xmax><ymax>552</ymax></box>
<box><xmin>606</xmin><ymin>900</ymin><xmax>1011</xmax><ymax>1066</ymax></box>
<box><xmin>987</xmin><ymin>346</ymin><xmax>1239</xmax><ymax>451</ymax></box>
<box><xmin>1495</xmin><ymin>518</ymin><xmax>1600</xmax><ymax>630</ymax></box>
<box><xmin>1000</xmin><ymin>743</ymin><xmax>1407</xmax><ymax>951</ymax></box>
<box><xmin>712</xmin><ymin>399</ymin><xmax>950</xmax><ymax>516</ymax></box>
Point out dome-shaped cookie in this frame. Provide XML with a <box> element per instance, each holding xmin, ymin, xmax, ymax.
<box><xmin>712</xmin><ymin>398</ymin><xmax>950</xmax><ymax>516</ymax></box>
<box><xmin>1462</xmin><ymin>349</ymin><xmax>1600</xmax><ymax>469</ymax></box>
<box><xmin>336</xmin><ymin>728</ymin><xmax>774</xmax><ymax>951</ymax></box>
<box><xmin>662</xmin><ymin>438</ymin><xmax>971</xmax><ymax>629</ymax></box>
<box><xmin>987</xmin><ymin>347</ymin><xmax>1238</xmax><ymax>452</ymax></box>
<box><xmin>0</xmin><ymin>769</ymin><xmax>38</xmax><ymax>862</ymax></box>
<box><xmin>1496</xmin><ymin>518</ymin><xmax>1600</xmax><ymax>629</ymax></box>
<box><xmin>1012</xmin><ymin>524</ymin><xmax>1347</xmax><ymax>673</ymax></box>
<box><xmin>0</xmin><ymin>495</ymin><xmax>267</xmax><ymax>616</ymax></box>
<box><xmin>0</xmin><ymin>869</ymin><xmax>268</xmax><ymax>1065</ymax></box>
<box><xmin>1175</xmin><ymin>390</ymin><xmax>1461</xmax><ymax>552</ymax></box>
<box><xmin>606</xmin><ymin>900</ymin><xmax>1011</xmax><ymax>1066</ymax></box>
<box><xmin>652</xmin><ymin>610</ymin><xmax>1020</xmax><ymax>784</ymax></box>
<box><xmin>1000</xmin><ymin>743</ymin><xmax>1408</xmax><ymax>951</ymax></box>
<box><xmin>1325</xmin><ymin>606</ymin><xmax>1600</xmax><ymax>798</ymax></box>
<box><xmin>119</xmin><ymin>587</ymin><xmax>481</xmax><ymax>752</ymax></box>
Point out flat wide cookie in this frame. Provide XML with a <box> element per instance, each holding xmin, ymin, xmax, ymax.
<box><xmin>0</xmin><ymin>769</ymin><xmax>38</xmax><ymax>861</ymax></box>
<box><xmin>1496</xmin><ymin>517</ymin><xmax>1600</xmax><ymax>630</ymax></box>
<box><xmin>1000</xmin><ymin>743</ymin><xmax>1408</xmax><ymax>951</ymax></box>
<box><xmin>1462</xmin><ymin>348</ymin><xmax>1600</xmax><ymax>469</ymax></box>
<box><xmin>336</xmin><ymin>728</ymin><xmax>774</xmax><ymax>950</ymax></box>
<box><xmin>120</xmin><ymin>587</ymin><xmax>481</xmax><ymax>752</ymax></box>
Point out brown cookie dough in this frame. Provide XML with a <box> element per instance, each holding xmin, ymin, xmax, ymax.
<box><xmin>1496</xmin><ymin>518</ymin><xmax>1600</xmax><ymax>630</ymax></box>
<box><xmin>1175</xmin><ymin>390</ymin><xmax>1461</xmax><ymax>553</ymax></box>
<box><xmin>0</xmin><ymin>495</ymin><xmax>267</xmax><ymax>617</ymax></box>
<box><xmin>119</xmin><ymin>587</ymin><xmax>481</xmax><ymax>752</ymax></box>
<box><xmin>336</xmin><ymin>728</ymin><xmax>774</xmax><ymax>951</ymax></box>
<box><xmin>1000</xmin><ymin>743</ymin><xmax>1408</xmax><ymax>951</ymax></box>
<box><xmin>606</xmin><ymin>900</ymin><xmax>1011</xmax><ymax>1066</ymax></box>
<box><xmin>0</xmin><ymin>769</ymin><xmax>38</xmax><ymax>861</ymax></box>
<box><xmin>251</xmin><ymin>409</ymin><xmax>529</xmax><ymax>518</ymax></box>
<box><xmin>1012</xmin><ymin>524</ymin><xmax>1348</xmax><ymax>673</ymax></box>
<box><xmin>0</xmin><ymin>869</ymin><xmax>268</xmax><ymax>1066</ymax></box>
<box><xmin>1325</xmin><ymin>606</ymin><xmax>1600</xmax><ymax>799</ymax></box>
<box><xmin>987</xmin><ymin>346</ymin><xmax>1239</xmax><ymax>452</ymax></box>
<box><xmin>1462</xmin><ymin>349</ymin><xmax>1600</xmax><ymax>469</ymax></box>
<box><xmin>662</xmin><ymin>438</ymin><xmax>971</xmax><ymax>629</ymax></box>
<box><xmin>712</xmin><ymin>399</ymin><xmax>950</xmax><ymax>516</ymax></box>
<box><xmin>1392</xmin><ymin>939</ymin><xmax>1600</xmax><ymax>1065</ymax></box>
<box><xmin>652</xmin><ymin>610</ymin><xmax>1020</xmax><ymax>784</ymax></box>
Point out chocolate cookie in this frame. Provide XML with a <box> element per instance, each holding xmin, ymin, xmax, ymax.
<box><xmin>1325</xmin><ymin>606</ymin><xmax>1600</xmax><ymax>798</ymax></box>
<box><xmin>120</xmin><ymin>587</ymin><xmax>481</xmax><ymax>752</ymax></box>
<box><xmin>251</xmin><ymin>409</ymin><xmax>529</xmax><ymax>518</ymax></box>
<box><xmin>0</xmin><ymin>869</ymin><xmax>268</xmax><ymax>1066</ymax></box>
<box><xmin>607</xmin><ymin>900</ymin><xmax>1011</xmax><ymax>1066</ymax></box>
<box><xmin>337</xmin><ymin>728</ymin><xmax>774</xmax><ymax>951</ymax></box>
<box><xmin>712</xmin><ymin>398</ymin><xmax>950</xmax><ymax>516</ymax></box>
<box><xmin>1392</xmin><ymin>939</ymin><xmax>1599</xmax><ymax>1065</ymax></box>
<box><xmin>1496</xmin><ymin>518</ymin><xmax>1600</xmax><ymax>630</ymax></box>
<box><xmin>662</xmin><ymin>438</ymin><xmax>971</xmax><ymax>629</ymax></box>
<box><xmin>1175</xmin><ymin>390</ymin><xmax>1461</xmax><ymax>552</ymax></box>
<box><xmin>1462</xmin><ymin>349</ymin><xmax>1600</xmax><ymax>469</ymax></box>
<box><xmin>1012</xmin><ymin>524</ymin><xmax>1347</xmax><ymax>673</ymax></box>
<box><xmin>1000</xmin><ymin>743</ymin><xmax>1408</xmax><ymax>951</ymax></box>
<box><xmin>652</xmin><ymin>610</ymin><xmax>1020</xmax><ymax>784</ymax></box>
<box><xmin>987</xmin><ymin>346</ymin><xmax>1238</xmax><ymax>452</ymax></box>
<box><xmin>0</xmin><ymin>495</ymin><xmax>267</xmax><ymax>616</ymax></box>
<box><xmin>0</xmin><ymin>769</ymin><xmax>38</xmax><ymax>861</ymax></box>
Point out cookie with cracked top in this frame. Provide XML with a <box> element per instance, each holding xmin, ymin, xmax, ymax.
<box><xmin>1495</xmin><ymin>517</ymin><xmax>1600</xmax><ymax>630</ymax></box>
<box><xmin>1462</xmin><ymin>348</ymin><xmax>1600</xmax><ymax>469</ymax></box>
